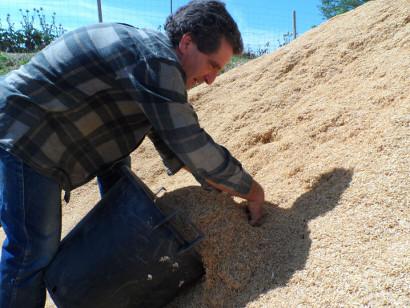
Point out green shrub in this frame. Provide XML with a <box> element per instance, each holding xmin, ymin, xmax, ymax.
<box><xmin>0</xmin><ymin>7</ymin><xmax>65</xmax><ymax>52</ymax></box>
<box><xmin>0</xmin><ymin>54</ymin><xmax>14</xmax><ymax>74</ymax></box>
<box><xmin>0</xmin><ymin>53</ymin><xmax>34</xmax><ymax>74</ymax></box>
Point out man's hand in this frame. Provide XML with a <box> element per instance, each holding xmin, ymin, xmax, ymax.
<box><xmin>218</xmin><ymin>179</ymin><xmax>265</xmax><ymax>226</ymax></box>
<box><xmin>245</xmin><ymin>180</ymin><xmax>265</xmax><ymax>226</ymax></box>
<box><xmin>248</xmin><ymin>199</ymin><xmax>264</xmax><ymax>225</ymax></box>
<box><xmin>184</xmin><ymin>167</ymin><xmax>265</xmax><ymax>225</ymax></box>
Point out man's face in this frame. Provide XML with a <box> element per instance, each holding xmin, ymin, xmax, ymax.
<box><xmin>177</xmin><ymin>34</ymin><xmax>233</xmax><ymax>90</ymax></box>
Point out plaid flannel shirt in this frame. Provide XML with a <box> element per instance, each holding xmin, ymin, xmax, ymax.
<box><xmin>0</xmin><ymin>23</ymin><xmax>252</xmax><ymax>194</ymax></box>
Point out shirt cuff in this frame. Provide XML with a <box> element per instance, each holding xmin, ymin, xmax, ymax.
<box><xmin>163</xmin><ymin>155</ymin><xmax>184</xmax><ymax>175</ymax></box>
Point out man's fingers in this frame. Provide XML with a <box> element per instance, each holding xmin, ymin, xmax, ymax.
<box><xmin>247</xmin><ymin>200</ymin><xmax>264</xmax><ymax>226</ymax></box>
<box><xmin>249</xmin><ymin>214</ymin><xmax>262</xmax><ymax>226</ymax></box>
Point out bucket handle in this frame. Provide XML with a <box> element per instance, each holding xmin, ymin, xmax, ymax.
<box><xmin>153</xmin><ymin>209</ymin><xmax>203</xmax><ymax>255</ymax></box>
<box><xmin>177</xmin><ymin>235</ymin><xmax>202</xmax><ymax>255</ymax></box>
<box><xmin>152</xmin><ymin>209</ymin><xmax>179</xmax><ymax>230</ymax></box>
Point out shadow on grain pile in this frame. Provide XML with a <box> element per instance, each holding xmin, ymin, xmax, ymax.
<box><xmin>158</xmin><ymin>168</ymin><xmax>353</xmax><ymax>307</ymax></box>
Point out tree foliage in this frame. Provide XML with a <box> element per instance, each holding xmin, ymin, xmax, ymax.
<box><xmin>0</xmin><ymin>8</ymin><xmax>65</xmax><ymax>52</ymax></box>
<box><xmin>319</xmin><ymin>0</ymin><xmax>373</xmax><ymax>20</ymax></box>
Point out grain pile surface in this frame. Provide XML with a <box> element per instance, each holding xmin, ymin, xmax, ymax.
<box><xmin>1</xmin><ymin>0</ymin><xmax>408</xmax><ymax>307</ymax></box>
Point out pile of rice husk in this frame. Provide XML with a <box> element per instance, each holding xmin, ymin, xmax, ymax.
<box><xmin>1</xmin><ymin>0</ymin><xmax>408</xmax><ymax>306</ymax></box>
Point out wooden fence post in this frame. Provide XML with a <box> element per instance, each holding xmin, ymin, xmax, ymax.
<box><xmin>293</xmin><ymin>10</ymin><xmax>297</xmax><ymax>39</ymax></box>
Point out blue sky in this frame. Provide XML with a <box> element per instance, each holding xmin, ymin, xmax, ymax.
<box><xmin>0</xmin><ymin>0</ymin><xmax>325</xmax><ymax>51</ymax></box>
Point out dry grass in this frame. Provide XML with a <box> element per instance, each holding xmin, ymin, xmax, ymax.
<box><xmin>1</xmin><ymin>0</ymin><xmax>408</xmax><ymax>307</ymax></box>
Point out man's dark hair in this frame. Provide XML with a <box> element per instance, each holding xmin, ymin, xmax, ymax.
<box><xmin>164</xmin><ymin>0</ymin><xmax>244</xmax><ymax>55</ymax></box>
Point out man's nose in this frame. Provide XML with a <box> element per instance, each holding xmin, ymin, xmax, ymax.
<box><xmin>204</xmin><ymin>71</ymin><xmax>218</xmax><ymax>85</ymax></box>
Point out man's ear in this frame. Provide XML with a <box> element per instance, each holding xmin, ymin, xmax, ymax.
<box><xmin>178</xmin><ymin>33</ymin><xmax>193</xmax><ymax>55</ymax></box>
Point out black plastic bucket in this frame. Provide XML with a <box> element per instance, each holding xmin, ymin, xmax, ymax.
<box><xmin>44</xmin><ymin>166</ymin><xmax>205</xmax><ymax>308</ymax></box>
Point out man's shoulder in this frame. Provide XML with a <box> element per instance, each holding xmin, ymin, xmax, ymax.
<box><xmin>125</xmin><ymin>27</ymin><xmax>175</xmax><ymax>56</ymax></box>
<box><xmin>68</xmin><ymin>23</ymin><xmax>177</xmax><ymax>63</ymax></box>
<box><xmin>70</xmin><ymin>23</ymin><xmax>173</xmax><ymax>51</ymax></box>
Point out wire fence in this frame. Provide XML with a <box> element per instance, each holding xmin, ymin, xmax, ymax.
<box><xmin>0</xmin><ymin>0</ymin><xmax>324</xmax><ymax>53</ymax></box>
